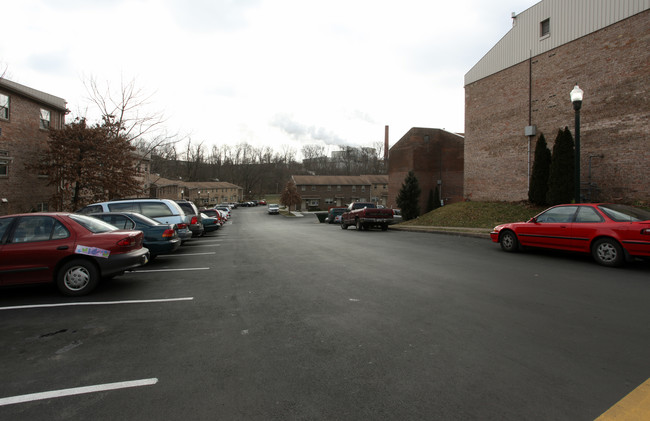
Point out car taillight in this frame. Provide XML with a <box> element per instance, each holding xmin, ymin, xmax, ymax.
<box><xmin>177</xmin><ymin>223</ymin><xmax>188</xmax><ymax>229</ymax></box>
<box><xmin>191</xmin><ymin>216</ymin><xmax>198</xmax><ymax>224</ymax></box>
<box><xmin>162</xmin><ymin>229</ymin><xmax>176</xmax><ymax>238</ymax></box>
<box><xmin>117</xmin><ymin>237</ymin><xmax>135</xmax><ymax>247</ymax></box>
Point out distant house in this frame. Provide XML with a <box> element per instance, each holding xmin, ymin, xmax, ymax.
<box><xmin>149</xmin><ymin>176</ymin><xmax>243</xmax><ymax>207</ymax></box>
<box><xmin>0</xmin><ymin>78</ymin><xmax>68</xmax><ymax>215</ymax></box>
<box><xmin>291</xmin><ymin>174</ymin><xmax>389</xmax><ymax>211</ymax></box>
<box><xmin>387</xmin><ymin>128</ymin><xmax>464</xmax><ymax>213</ymax></box>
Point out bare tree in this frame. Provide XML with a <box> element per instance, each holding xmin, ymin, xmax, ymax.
<box><xmin>280</xmin><ymin>180</ymin><xmax>301</xmax><ymax>211</ymax></box>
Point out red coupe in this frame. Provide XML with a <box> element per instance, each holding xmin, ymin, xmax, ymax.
<box><xmin>0</xmin><ymin>213</ymin><xmax>149</xmax><ymax>295</ymax></box>
<box><xmin>491</xmin><ymin>203</ymin><xmax>650</xmax><ymax>267</ymax></box>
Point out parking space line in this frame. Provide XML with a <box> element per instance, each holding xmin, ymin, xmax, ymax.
<box><xmin>0</xmin><ymin>378</ymin><xmax>158</xmax><ymax>407</ymax></box>
<box><xmin>0</xmin><ymin>297</ymin><xmax>194</xmax><ymax>311</ymax></box>
<box><xmin>131</xmin><ymin>267</ymin><xmax>210</xmax><ymax>273</ymax></box>
<box><xmin>161</xmin><ymin>252</ymin><xmax>216</xmax><ymax>257</ymax></box>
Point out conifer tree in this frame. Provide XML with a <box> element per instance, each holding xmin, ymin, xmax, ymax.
<box><xmin>396</xmin><ymin>171</ymin><xmax>421</xmax><ymax>221</ymax></box>
<box><xmin>528</xmin><ymin>133</ymin><xmax>552</xmax><ymax>205</ymax></box>
<box><xmin>547</xmin><ymin>127</ymin><xmax>575</xmax><ymax>205</ymax></box>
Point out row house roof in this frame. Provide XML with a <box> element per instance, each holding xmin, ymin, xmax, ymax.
<box><xmin>292</xmin><ymin>174</ymin><xmax>388</xmax><ymax>186</ymax></box>
<box><xmin>0</xmin><ymin>78</ymin><xmax>68</xmax><ymax>111</ymax></box>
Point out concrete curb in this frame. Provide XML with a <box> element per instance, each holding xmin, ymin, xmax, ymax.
<box><xmin>388</xmin><ymin>225</ymin><xmax>492</xmax><ymax>239</ymax></box>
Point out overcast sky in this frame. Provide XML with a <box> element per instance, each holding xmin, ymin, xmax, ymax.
<box><xmin>2</xmin><ymin>0</ymin><xmax>536</xmax><ymax>158</ymax></box>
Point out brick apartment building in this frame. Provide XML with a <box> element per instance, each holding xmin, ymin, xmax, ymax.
<box><xmin>291</xmin><ymin>174</ymin><xmax>389</xmax><ymax>211</ymax></box>
<box><xmin>464</xmin><ymin>0</ymin><xmax>649</xmax><ymax>203</ymax></box>
<box><xmin>0</xmin><ymin>79</ymin><xmax>68</xmax><ymax>215</ymax></box>
<box><xmin>387</xmin><ymin>128</ymin><xmax>464</xmax><ymax>213</ymax></box>
<box><xmin>149</xmin><ymin>176</ymin><xmax>243</xmax><ymax>207</ymax></box>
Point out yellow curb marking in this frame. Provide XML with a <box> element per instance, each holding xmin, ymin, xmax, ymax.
<box><xmin>596</xmin><ymin>378</ymin><xmax>650</xmax><ymax>420</ymax></box>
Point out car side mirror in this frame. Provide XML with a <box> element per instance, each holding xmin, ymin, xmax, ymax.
<box><xmin>528</xmin><ymin>217</ymin><xmax>537</xmax><ymax>223</ymax></box>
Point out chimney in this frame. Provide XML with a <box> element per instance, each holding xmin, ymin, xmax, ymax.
<box><xmin>384</xmin><ymin>125</ymin><xmax>389</xmax><ymax>160</ymax></box>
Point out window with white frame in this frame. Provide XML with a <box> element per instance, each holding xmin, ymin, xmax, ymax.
<box><xmin>361</xmin><ymin>186</ymin><xmax>366</xmax><ymax>192</ymax></box>
<box><xmin>301</xmin><ymin>185</ymin><xmax>306</xmax><ymax>191</ymax></box>
<box><xmin>0</xmin><ymin>94</ymin><xmax>9</xmax><ymax>120</ymax></box>
<box><xmin>337</xmin><ymin>185</ymin><xmax>341</xmax><ymax>191</ymax></box>
<box><xmin>0</xmin><ymin>150</ymin><xmax>11</xmax><ymax>177</ymax></box>
<box><xmin>39</xmin><ymin>109</ymin><xmax>51</xmax><ymax>129</ymax></box>
<box><xmin>311</xmin><ymin>185</ymin><xmax>316</xmax><ymax>191</ymax></box>
<box><xmin>352</xmin><ymin>186</ymin><xmax>356</xmax><ymax>192</ymax></box>
<box><xmin>325</xmin><ymin>198</ymin><xmax>334</xmax><ymax>204</ymax></box>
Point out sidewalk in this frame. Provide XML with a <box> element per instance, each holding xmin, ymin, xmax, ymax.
<box><xmin>388</xmin><ymin>224</ymin><xmax>492</xmax><ymax>239</ymax></box>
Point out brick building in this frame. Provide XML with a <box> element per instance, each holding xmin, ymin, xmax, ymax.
<box><xmin>291</xmin><ymin>175</ymin><xmax>389</xmax><ymax>211</ymax></box>
<box><xmin>149</xmin><ymin>176</ymin><xmax>243</xmax><ymax>207</ymax></box>
<box><xmin>387</xmin><ymin>128</ymin><xmax>464</xmax><ymax>213</ymax></box>
<box><xmin>0</xmin><ymin>79</ymin><xmax>68</xmax><ymax>215</ymax></box>
<box><xmin>464</xmin><ymin>0</ymin><xmax>649</xmax><ymax>203</ymax></box>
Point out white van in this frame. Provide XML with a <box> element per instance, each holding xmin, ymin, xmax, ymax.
<box><xmin>77</xmin><ymin>199</ymin><xmax>193</xmax><ymax>242</ymax></box>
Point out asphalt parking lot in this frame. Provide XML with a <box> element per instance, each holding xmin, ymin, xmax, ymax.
<box><xmin>1</xmin><ymin>208</ymin><xmax>649</xmax><ymax>420</ymax></box>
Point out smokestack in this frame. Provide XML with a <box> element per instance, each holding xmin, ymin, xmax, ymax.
<box><xmin>384</xmin><ymin>125</ymin><xmax>389</xmax><ymax>160</ymax></box>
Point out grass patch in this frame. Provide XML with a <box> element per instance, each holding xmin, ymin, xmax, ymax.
<box><xmin>400</xmin><ymin>201</ymin><xmax>547</xmax><ymax>229</ymax></box>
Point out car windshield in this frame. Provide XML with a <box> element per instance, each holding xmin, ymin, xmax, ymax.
<box><xmin>69</xmin><ymin>214</ymin><xmax>118</xmax><ymax>233</ymax></box>
<box><xmin>598</xmin><ymin>204</ymin><xmax>650</xmax><ymax>222</ymax></box>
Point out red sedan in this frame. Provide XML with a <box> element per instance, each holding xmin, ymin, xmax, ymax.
<box><xmin>0</xmin><ymin>213</ymin><xmax>149</xmax><ymax>295</ymax></box>
<box><xmin>490</xmin><ymin>203</ymin><xmax>650</xmax><ymax>267</ymax></box>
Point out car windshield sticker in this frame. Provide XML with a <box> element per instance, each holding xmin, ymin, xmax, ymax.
<box><xmin>75</xmin><ymin>245</ymin><xmax>110</xmax><ymax>258</ymax></box>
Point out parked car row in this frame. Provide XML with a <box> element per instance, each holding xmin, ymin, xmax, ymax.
<box><xmin>0</xmin><ymin>199</ymin><xmax>238</xmax><ymax>296</ymax></box>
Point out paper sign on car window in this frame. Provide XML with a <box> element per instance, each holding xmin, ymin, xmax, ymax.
<box><xmin>75</xmin><ymin>245</ymin><xmax>110</xmax><ymax>258</ymax></box>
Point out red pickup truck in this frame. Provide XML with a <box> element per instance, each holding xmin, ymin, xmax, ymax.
<box><xmin>340</xmin><ymin>202</ymin><xmax>394</xmax><ymax>231</ymax></box>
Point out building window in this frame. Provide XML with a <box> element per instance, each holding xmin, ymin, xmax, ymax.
<box><xmin>0</xmin><ymin>150</ymin><xmax>10</xmax><ymax>177</ymax></box>
<box><xmin>361</xmin><ymin>186</ymin><xmax>366</xmax><ymax>192</ymax></box>
<box><xmin>311</xmin><ymin>185</ymin><xmax>316</xmax><ymax>191</ymax></box>
<box><xmin>327</xmin><ymin>185</ymin><xmax>332</xmax><ymax>191</ymax></box>
<box><xmin>0</xmin><ymin>94</ymin><xmax>9</xmax><ymax>120</ymax></box>
<box><xmin>39</xmin><ymin>109</ymin><xmax>51</xmax><ymax>129</ymax></box>
<box><xmin>301</xmin><ymin>185</ymin><xmax>306</xmax><ymax>191</ymax></box>
<box><xmin>325</xmin><ymin>198</ymin><xmax>334</xmax><ymax>204</ymax></box>
<box><xmin>540</xmin><ymin>18</ymin><xmax>550</xmax><ymax>37</ymax></box>
<box><xmin>352</xmin><ymin>186</ymin><xmax>356</xmax><ymax>192</ymax></box>
<box><xmin>337</xmin><ymin>185</ymin><xmax>341</xmax><ymax>191</ymax></box>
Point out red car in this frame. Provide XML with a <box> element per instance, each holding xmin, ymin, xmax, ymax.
<box><xmin>491</xmin><ymin>203</ymin><xmax>650</xmax><ymax>267</ymax></box>
<box><xmin>0</xmin><ymin>213</ymin><xmax>149</xmax><ymax>295</ymax></box>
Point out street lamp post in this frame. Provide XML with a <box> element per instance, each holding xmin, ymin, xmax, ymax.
<box><xmin>570</xmin><ymin>84</ymin><xmax>583</xmax><ymax>203</ymax></box>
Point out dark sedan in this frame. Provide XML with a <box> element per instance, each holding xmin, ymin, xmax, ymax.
<box><xmin>89</xmin><ymin>212</ymin><xmax>181</xmax><ymax>259</ymax></box>
<box><xmin>200</xmin><ymin>213</ymin><xmax>220</xmax><ymax>233</ymax></box>
<box><xmin>0</xmin><ymin>213</ymin><xmax>149</xmax><ymax>296</ymax></box>
<box><xmin>491</xmin><ymin>203</ymin><xmax>650</xmax><ymax>267</ymax></box>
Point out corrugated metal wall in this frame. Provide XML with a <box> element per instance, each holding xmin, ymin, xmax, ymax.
<box><xmin>464</xmin><ymin>0</ymin><xmax>650</xmax><ymax>85</ymax></box>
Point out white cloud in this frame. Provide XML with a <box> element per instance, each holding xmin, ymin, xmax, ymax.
<box><xmin>1</xmin><ymin>0</ymin><xmax>536</xmax><ymax>157</ymax></box>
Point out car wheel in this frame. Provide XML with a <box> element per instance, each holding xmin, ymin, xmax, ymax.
<box><xmin>500</xmin><ymin>230</ymin><xmax>519</xmax><ymax>252</ymax></box>
<box><xmin>356</xmin><ymin>219</ymin><xmax>363</xmax><ymax>231</ymax></box>
<box><xmin>341</xmin><ymin>221</ymin><xmax>348</xmax><ymax>230</ymax></box>
<box><xmin>592</xmin><ymin>238</ymin><xmax>624</xmax><ymax>267</ymax></box>
<box><xmin>57</xmin><ymin>259</ymin><xmax>100</xmax><ymax>296</ymax></box>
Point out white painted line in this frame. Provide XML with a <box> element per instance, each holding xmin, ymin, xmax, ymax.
<box><xmin>0</xmin><ymin>297</ymin><xmax>194</xmax><ymax>311</ymax></box>
<box><xmin>160</xmin><ymin>252</ymin><xmax>216</xmax><ymax>257</ymax></box>
<box><xmin>131</xmin><ymin>267</ymin><xmax>210</xmax><ymax>273</ymax></box>
<box><xmin>0</xmin><ymin>378</ymin><xmax>158</xmax><ymax>407</ymax></box>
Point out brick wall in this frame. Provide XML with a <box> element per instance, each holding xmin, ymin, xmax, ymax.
<box><xmin>0</xmin><ymin>90</ymin><xmax>65</xmax><ymax>214</ymax></box>
<box><xmin>465</xmin><ymin>10</ymin><xmax>649</xmax><ymax>203</ymax></box>
<box><xmin>387</xmin><ymin>128</ymin><xmax>464</xmax><ymax>212</ymax></box>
